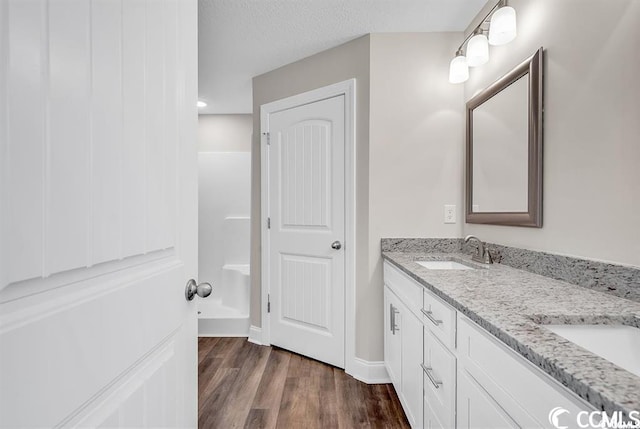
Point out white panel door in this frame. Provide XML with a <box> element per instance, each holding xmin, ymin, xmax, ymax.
<box><xmin>267</xmin><ymin>95</ymin><xmax>345</xmax><ymax>368</ymax></box>
<box><xmin>0</xmin><ymin>0</ymin><xmax>199</xmax><ymax>427</ymax></box>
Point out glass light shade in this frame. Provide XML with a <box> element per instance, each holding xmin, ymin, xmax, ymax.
<box><xmin>489</xmin><ymin>6</ymin><xmax>517</xmax><ymax>46</ymax></box>
<box><xmin>467</xmin><ymin>33</ymin><xmax>489</xmax><ymax>67</ymax></box>
<box><xmin>448</xmin><ymin>55</ymin><xmax>469</xmax><ymax>84</ymax></box>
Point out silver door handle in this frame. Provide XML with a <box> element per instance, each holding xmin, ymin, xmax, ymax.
<box><xmin>331</xmin><ymin>241</ymin><xmax>342</xmax><ymax>250</ymax></box>
<box><xmin>185</xmin><ymin>279</ymin><xmax>213</xmax><ymax>301</ymax></box>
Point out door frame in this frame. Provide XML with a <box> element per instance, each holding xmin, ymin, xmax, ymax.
<box><xmin>260</xmin><ymin>79</ymin><xmax>356</xmax><ymax>375</ymax></box>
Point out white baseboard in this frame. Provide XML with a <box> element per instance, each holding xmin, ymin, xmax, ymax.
<box><xmin>348</xmin><ymin>357</ymin><xmax>391</xmax><ymax>384</ymax></box>
<box><xmin>248</xmin><ymin>325</ymin><xmax>263</xmax><ymax>346</ymax></box>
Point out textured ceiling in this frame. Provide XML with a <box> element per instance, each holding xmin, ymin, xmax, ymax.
<box><xmin>198</xmin><ymin>0</ymin><xmax>488</xmax><ymax>114</ymax></box>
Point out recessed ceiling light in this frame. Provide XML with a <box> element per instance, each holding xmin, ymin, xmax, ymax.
<box><xmin>197</xmin><ymin>100</ymin><xmax>207</xmax><ymax>108</ymax></box>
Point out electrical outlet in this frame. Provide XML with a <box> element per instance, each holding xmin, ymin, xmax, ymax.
<box><xmin>444</xmin><ymin>205</ymin><xmax>456</xmax><ymax>224</ymax></box>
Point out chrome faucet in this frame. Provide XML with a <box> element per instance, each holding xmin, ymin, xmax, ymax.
<box><xmin>464</xmin><ymin>235</ymin><xmax>493</xmax><ymax>264</ymax></box>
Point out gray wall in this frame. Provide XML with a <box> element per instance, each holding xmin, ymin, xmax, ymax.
<box><xmin>198</xmin><ymin>114</ymin><xmax>252</xmax><ymax>152</ymax></box>
<box><xmin>366</xmin><ymin>33</ymin><xmax>464</xmax><ymax>359</ymax></box>
<box><xmin>250</xmin><ymin>35</ymin><xmax>372</xmax><ymax>355</ymax></box>
<box><xmin>463</xmin><ymin>0</ymin><xmax>640</xmax><ymax>268</ymax></box>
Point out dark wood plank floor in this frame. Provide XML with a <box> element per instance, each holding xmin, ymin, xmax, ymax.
<box><xmin>198</xmin><ymin>337</ymin><xmax>410</xmax><ymax>429</ymax></box>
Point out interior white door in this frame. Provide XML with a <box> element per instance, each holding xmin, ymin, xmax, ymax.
<box><xmin>0</xmin><ymin>0</ymin><xmax>199</xmax><ymax>427</ymax></box>
<box><xmin>266</xmin><ymin>95</ymin><xmax>346</xmax><ymax>368</ymax></box>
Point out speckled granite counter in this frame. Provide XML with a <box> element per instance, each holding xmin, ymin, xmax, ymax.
<box><xmin>382</xmin><ymin>251</ymin><xmax>640</xmax><ymax>417</ymax></box>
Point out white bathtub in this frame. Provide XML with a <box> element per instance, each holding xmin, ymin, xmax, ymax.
<box><xmin>198</xmin><ymin>264</ymin><xmax>250</xmax><ymax>337</ymax></box>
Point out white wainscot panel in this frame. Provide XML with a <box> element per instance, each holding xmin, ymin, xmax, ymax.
<box><xmin>145</xmin><ymin>0</ymin><xmax>169</xmax><ymax>253</ymax></box>
<box><xmin>280</xmin><ymin>122</ymin><xmax>330</xmax><ymax>229</ymax></box>
<box><xmin>121</xmin><ymin>0</ymin><xmax>147</xmax><ymax>258</ymax></box>
<box><xmin>47</xmin><ymin>0</ymin><xmax>91</xmax><ymax>275</ymax></box>
<box><xmin>5</xmin><ymin>0</ymin><xmax>46</xmax><ymax>284</ymax></box>
<box><xmin>280</xmin><ymin>254</ymin><xmax>330</xmax><ymax>331</ymax></box>
<box><xmin>91</xmin><ymin>0</ymin><xmax>123</xmax><ymax>265</ymax></box>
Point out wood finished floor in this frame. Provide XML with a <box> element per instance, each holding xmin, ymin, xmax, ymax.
<box><xmin>198</xmin><ymin>337</ymin><xmax>410</xmax><ymax>429</ymax></box>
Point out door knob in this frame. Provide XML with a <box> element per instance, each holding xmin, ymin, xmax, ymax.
<box><xmin>331</xmin><ymin>241</ymin><xmax>342</xmax><ymax>250</ymax></box>
<box><xmin>185</xmin><ymin>279</ymin><xmax>213</xmax><ymax>301</ymax></box>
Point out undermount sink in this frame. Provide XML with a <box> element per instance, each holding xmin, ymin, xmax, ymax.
<box><xmin>545</xmin><ymin>324</ymin><xmax>640</xmax><ymax>377</ymax></box>
<box><xmin>416</xmin><ymin>260</ymin><xmax>475</xmax><ymax>270</ymax></box>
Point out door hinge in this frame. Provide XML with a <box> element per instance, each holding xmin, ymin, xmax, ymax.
<box><xmin>263</xmin><ymin>132</ymin><xmax>271</xmax><ymax>145</ymax></box>
<box><xmin>267</xmin><ymin>294</ymin><xmax>271</xmax><ymax>313</ymax></box>
<box><xmin>267</xmin><ymin>217</ymin><xmax>271</xmax><ymax>229</ymax></box>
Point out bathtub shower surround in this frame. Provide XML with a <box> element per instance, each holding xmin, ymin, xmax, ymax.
<box><xmin>198</xmin><ymin>152</ymin><xmax>251</xmax><ymax>336</ymax></box>
<box><xmin>381</xmin><ymin>238</ymin><xmax>640</xmax><ymax>302</ymax></box>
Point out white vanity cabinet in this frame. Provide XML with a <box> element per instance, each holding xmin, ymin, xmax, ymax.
<box><xmin>384</xmin><ymin>266</ymin><xmax>424</xmax><ymax>428</ymax></box>
<box><xmin>382</xmin><ymin>260</ymin><xmax>595</xmax><ymax>429</ymax></box>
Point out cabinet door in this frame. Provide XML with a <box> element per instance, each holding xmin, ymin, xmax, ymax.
<box><xmin>402</xmin><ymin>309</ymin><xmax>423</xmax><ymax>428</ymax></box>
<box><xmin>423</xmin><ymin>329</ymin><xmax>456</xmax><ymax>428</ymax></box>
<box><xmin>457</xmin><ymin>369</ymin><xmax>519</xmax><ymax>429</ymax></box>
<box><xmin>424</xmin><ymin>398</ymin><xmax>448</xmax><ymax>429</ymax></box>
<box><xmin>384</xmin><ymin>286</ymin><xmax>402</xmax><ymax>390</ymax></box>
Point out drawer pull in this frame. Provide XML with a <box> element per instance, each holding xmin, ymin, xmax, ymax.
<box><xmin>421</xmin><ymin>364</ymin><xmax>443</xmax><ymax>389</ymax></box>
<box><xmin>421</xmin><ymin>308</ymin><xmax>443</xmax><ymax>326</ymax></box>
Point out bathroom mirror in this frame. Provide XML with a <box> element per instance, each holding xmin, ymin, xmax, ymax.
<box><xmin>466</xmin><ymin>48</ymin><xmax>543</xmax><ymax>227</ymax></box>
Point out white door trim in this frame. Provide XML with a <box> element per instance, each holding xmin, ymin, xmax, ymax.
<box><xmin>260</xmin><ymin>79</ymin><xmax>356</xmax><ymax>376</ymax></box>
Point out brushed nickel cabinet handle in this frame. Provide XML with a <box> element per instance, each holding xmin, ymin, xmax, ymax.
<box><xmin>390</xmin><ymin>304</ymin><xmax>394</xmax><ymax>332</ymax></box>
<box><xmin>421</xmin><ymin>364</ymin><xmax>443</xmax><ymax>389</ymax></box>
<box><xmin>421</xmin><ymin>308</ymin><xmax>443</xmax><ymax>326</ymax></box>
<box><xmin>390</xmin><ymin>304</ymin><xmax>400</xmax><ymax>334</ymax></box>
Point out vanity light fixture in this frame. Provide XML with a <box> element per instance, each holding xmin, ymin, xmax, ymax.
<box><xmin>449</xmin><ymin>49</ymin><xmax>469</xmax><ymax>84</ymax></box>
<box><xmin>448</xmin><ymin>0</ymin><xmax>517</xmax><ymax>83</ymax></box>
<box><xmin>489</xmin><ymin>3</ymin><xmax>517</xmax><ymax>46</ymax></box>
<box><xmin>467</xmin><ymin>29</ymin><xmax>489</xmax><ymax>67</ymax></box>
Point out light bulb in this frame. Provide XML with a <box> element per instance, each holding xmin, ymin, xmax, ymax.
<box><xmin>197</xmin><ymin>100</ymin><xmax>207</xmax><ymax>108</ymax></box>
<box><xmin>449</xmin><ymin>54</ymin><xmax>469</xmax><ymax>84</ymax></box>
<box><xmin>489</xmin><ymin>6</ymin><xmax>517</xmax><ymax>46</ymax></box>
<box><xmin>467</xmin><ymin>32</ymin><xmax>489</xmax><ymax>67</ymax></box>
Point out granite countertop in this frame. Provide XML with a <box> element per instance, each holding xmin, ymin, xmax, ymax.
<box><xmin>382</xmin><ymin>251</ymin><xmax>640</xmax><ymax>417</ymax></box>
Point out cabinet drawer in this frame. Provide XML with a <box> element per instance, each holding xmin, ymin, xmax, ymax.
<box><xmin>383</xmin><ymin>261</ymin><xmax>423</xmax><ymax>319</ymax></box>
<box><xmin>422</xmin><ymin>288</ymin><xmax>456</xmax><ymax>349</ymax></box>
<box><xmin>423</xmin><ymin>329</ymin><xmax>456</xmax><ymax>429</ymax></box>
<box><xmin>457</xmin><ymin>314</ymin><xmax>595</xmax><ymax>428</ymax></box>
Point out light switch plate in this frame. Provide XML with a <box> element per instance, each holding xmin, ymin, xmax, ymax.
<box><xmin>444</xmin><ymin>205</ymin><xmax>456</xmax><ymax>224</ymax></box>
